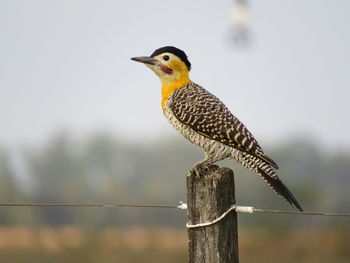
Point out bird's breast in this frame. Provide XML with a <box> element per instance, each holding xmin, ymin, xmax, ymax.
<box><xmin>163</xmin><ymin>100</ymin><xmax>210</xmax><ymax>141</ymax></box>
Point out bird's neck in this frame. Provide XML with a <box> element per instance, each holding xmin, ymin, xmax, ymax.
<box><xmin>161</xmin><ymin>74</ymin><xmax>190</xmax><ymax>110</ymax></box>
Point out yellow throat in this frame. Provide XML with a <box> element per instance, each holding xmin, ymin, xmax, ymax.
<box><xmin>161</xmin><ymin>74</ymin><xmax>190</xmax><ymax>110</ymax></box>
<box><xmin>133</xmin><ymin>49</ymin><xmax>192</xmax><ymax>111</ymax></box>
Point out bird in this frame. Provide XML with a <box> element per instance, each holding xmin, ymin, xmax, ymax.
<box><xmin>131</xmin><ymin>46</ymin><xmax>302</xmax><ymax>211</ymax></box>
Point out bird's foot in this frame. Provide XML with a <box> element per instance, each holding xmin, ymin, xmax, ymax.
<box><xmin>190</xmin><ymin>161</ymin><xmax>212</xmax><ymax>177</ymax></box>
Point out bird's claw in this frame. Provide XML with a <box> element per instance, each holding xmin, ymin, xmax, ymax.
<box><xmin>190</xmin><ymin>165</ymin><xmax>201</xmax><ymax>177</ymax></box>
<box><xmin>190</xmin><ymin>162</ymin><xmax>211</xmax><ymax>177</ymax></box>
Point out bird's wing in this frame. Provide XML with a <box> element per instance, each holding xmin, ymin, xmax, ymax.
<box><xmin>169</xmin><ymin>83</ymin><xmax>279</xmax><ymax>169</ymax></box>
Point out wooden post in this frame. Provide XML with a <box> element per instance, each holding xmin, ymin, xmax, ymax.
<box><xmin>187</xmin><ymin>164</ymin><xmax>238</xmax><ymax>263</ymax></box>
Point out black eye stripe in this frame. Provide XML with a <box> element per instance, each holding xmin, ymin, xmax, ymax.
<box><xmin>163</xmin><ymin>55</ymin><xmax>170</xmax><ymax>61</ymax></box>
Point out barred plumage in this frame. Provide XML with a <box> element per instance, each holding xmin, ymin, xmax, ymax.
<box><xmin>164</xmin><ymin>82</ymin><xmax>302</xmax><ymax>211</ymax></box>
<box><xmin>131</xmin><ymin>46</ymin><xmax>302</xmax><ymax>211</ymax></box>
<box><xmin>168</xmin><ymin>82</ymin><xmax>278</xmax><ymax>168</ymax></box>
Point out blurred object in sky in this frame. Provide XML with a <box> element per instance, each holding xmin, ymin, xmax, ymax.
<box><xmin>229</xmin><ymin>0</ymin><xmax>252</xmax><ymax>48</ymax></box>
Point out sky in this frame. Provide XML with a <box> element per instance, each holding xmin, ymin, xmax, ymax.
<box><xmin>0</xmin><ymin>0</ymin><xmax>349</xmax><ymax>150</ymax></box>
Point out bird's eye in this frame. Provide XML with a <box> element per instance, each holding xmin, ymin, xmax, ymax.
<box><xmin>163</xmin><ymin>55</ymin><xmax>170</xmax><ymax>61</ymax></box>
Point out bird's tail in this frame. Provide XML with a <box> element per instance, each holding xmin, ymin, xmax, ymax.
<box><xmin>256</xmin><ymin>167</ymin><xmax>303</xmax><ymax>211</ymax></box>
<box><xmin>236</xmin><ymin>152</ymin><xmax>303</xmax><ymax>211</ymax></box>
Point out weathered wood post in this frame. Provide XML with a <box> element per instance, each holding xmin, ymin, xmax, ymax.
<box><xmin>187</xmin><ymin>164</ymin><xmax>238</xmax><ymax>263</ymax></box>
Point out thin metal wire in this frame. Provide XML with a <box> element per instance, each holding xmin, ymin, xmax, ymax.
<box><xmin>0</xmin><ymin>203</ymin><xmax>349</xmax><ymax>217</ymax></box>
<box><xmin>0</xmin><ymin>203</ymin><xmax>177</xmax><ymax>208</ymax></box>
<box><xmin>186</xmin><ymin>205</ymin><xmax>350</xmax><ymax>229</ymax></box>
<box><xmin>253</xmin><ymin>208</ymin><xmax>350</xmax><ymax>217</ymax></box>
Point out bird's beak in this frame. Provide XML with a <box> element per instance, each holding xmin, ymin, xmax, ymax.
<box><xmin>131</xmin><ymin>56</ymin><xmax>158</xmax><ymax>66</ymax></box>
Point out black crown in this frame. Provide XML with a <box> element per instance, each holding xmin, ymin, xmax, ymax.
<box><xmin>151</xmin><ymin>46</ymin><xmax>191</xmax><ymax>71</ymax></box>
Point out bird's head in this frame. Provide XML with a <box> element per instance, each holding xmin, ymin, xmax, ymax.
<box><xmin>131</xmin><ymin>46</ymin><xmax>191</xmax><ymax>86</ymax></box>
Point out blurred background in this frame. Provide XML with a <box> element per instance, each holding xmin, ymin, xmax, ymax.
<box><xmin>0</xmin><ymin>0</ymin><xmax>349</xmax><ymax>262</ymax></box>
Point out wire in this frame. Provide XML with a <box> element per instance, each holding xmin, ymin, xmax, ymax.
<box><xmin>0</xmin><ymin>203</ymin><xmax>177</xmax><ymax>208</ymax></box>
<box><xmin>253</xmin><ymin>208</ymin><xmax>350</xmax><ymax>217</ymax></box>
<box><xmin>0</xmin><ymin>203</ymin><xmax>349</xmax><ymax>217</ymax></box>
<box><xmin>187</xmin><ymin>205</ymin><xmax>237</xmax><ymax>228</ymax></box>
<box><xmin>186</xmin><ymin>205</ymin><xmax>350</xmax><ymax>228</ymax></box>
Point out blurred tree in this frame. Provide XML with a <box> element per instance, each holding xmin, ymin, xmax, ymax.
<box><xmin>0</xmin><ymin>148</ymin><xmax>28</xmax><ymax>224</ymax></box>
<box><xmin>0</xmin><ymin>132</ymin><xmax>346</xmax><ymax>228</ymax></box>
<box><xmin>24</xmin><ymin>132</ymin><xmax>91</xmax><ymax>225</ymax></box>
